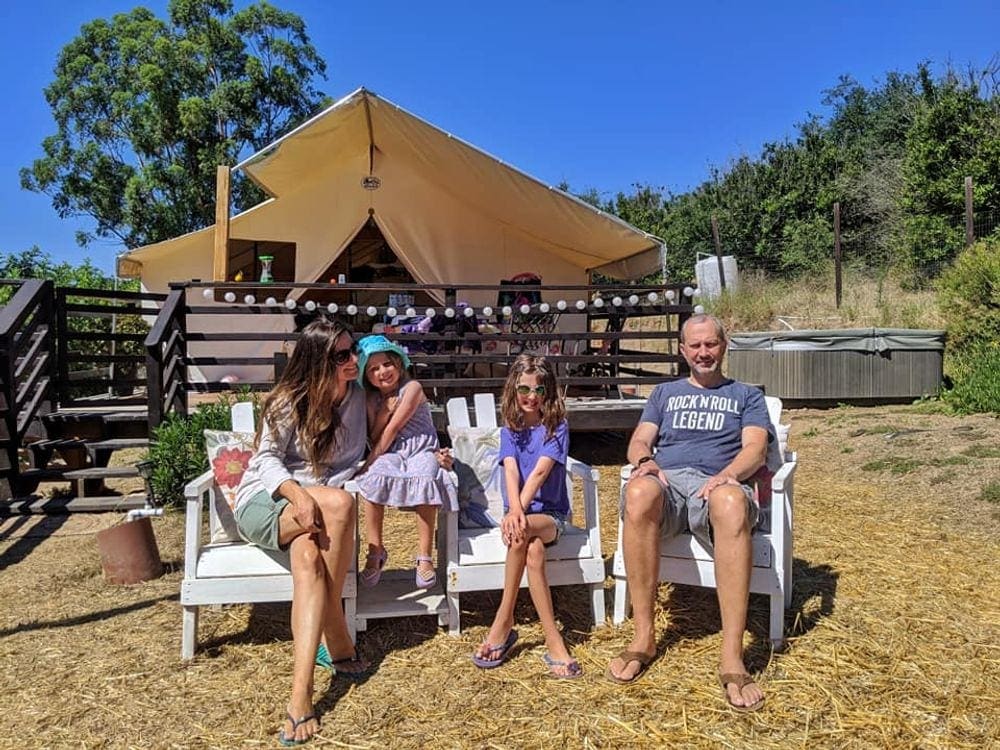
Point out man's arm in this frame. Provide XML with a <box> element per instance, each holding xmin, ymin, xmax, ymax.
<box><xmin>626</xmin><ymin>421</ymin><xmax>665</xmax><ymax>481</ymax></box>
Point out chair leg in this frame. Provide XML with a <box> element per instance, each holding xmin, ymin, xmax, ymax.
<box><xmin>344</xmin><ymin>597</ymin><xmax>358</xmax><ymax>641</ymax></box>
<box><xmin>612</xmin><ymin>576</ymin><xmax>630</xmax><ymax>625</ymax></box>
<box><xmin>181</xmin><ymin>605</ymin><xmax>199</xmax><ymax>660</ymax></box>
<box><xmin>590</xmin><ymin>582</ymin><xmax>606</xmax><ymax>627</ymax></box>
<box><xmin>447</xmin><ymin>590</ymin><xmax>461</xmax><ymax>636</ymax></box>
<box><xmin>769</xmin><ymin>591</ymin><xmax>785</xmax><ymax>650</ymax></box>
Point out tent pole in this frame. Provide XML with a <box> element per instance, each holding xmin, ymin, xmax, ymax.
<box><xmin>213</xmin><ymin>165</ymin><xmax>231</xmax><ymax>282</ymax></box>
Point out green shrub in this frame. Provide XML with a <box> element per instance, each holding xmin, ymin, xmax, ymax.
<box><xmin>937</xmin><ymin>237</ymin><xmax>1000</xmax><ymax>351</ymax></box>
<box><xmin>942</xmin><ymin>342</ymin><xmax>1000</xmax><ymax>415</ymax></box>
<box><xmin>147</xmin><ymin>396</ymin><xmax>243</xmax><ymax>506</ymax></box>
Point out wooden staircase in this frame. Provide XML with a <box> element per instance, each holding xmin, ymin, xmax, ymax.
<box><xmin>5</xmin><ymin>408</ymin><xmax>151</xmax><ymax>514</ymax></box>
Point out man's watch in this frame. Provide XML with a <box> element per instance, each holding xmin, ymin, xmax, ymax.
<box><xmin>636</xmin><ymin>455</ymin><xmax>656</xmax><ymax>467</ymax></box>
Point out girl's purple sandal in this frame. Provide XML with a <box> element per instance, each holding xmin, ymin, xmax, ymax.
<box><xmin>471</xmin><ymin>629</ymin><xmax>518</xmax><ymax>668</ymax></box>
<box><xmin>543</xmin><ymin>653</ymin><xmax>583</xmax><ymax>679</ymax></box>
<box><xmin>415</xmin><ymin>555</ymin><xmax>436</xmax><ymax>588</ymax></box>
<box><xmin>361</xmin><ymin>547</ymin><xmax>388</xmax><ymax>588</ymax></box>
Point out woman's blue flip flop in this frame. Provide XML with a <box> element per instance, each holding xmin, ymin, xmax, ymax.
<box><xmin>471</xmin><ymin>629</ymin><xmax>518</xmax><ymax>669</ymax></box>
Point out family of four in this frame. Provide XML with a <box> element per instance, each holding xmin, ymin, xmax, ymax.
<box><xmin>232</xmin><ymin>313</ymin><xmax>770</xmax><ymax>745</ymax></box>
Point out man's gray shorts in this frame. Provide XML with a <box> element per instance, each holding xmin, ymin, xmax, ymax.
<box><xmin>619</xmin><ymin>466</ymin><xmax>759</xmax><ymax>553</ymax></box>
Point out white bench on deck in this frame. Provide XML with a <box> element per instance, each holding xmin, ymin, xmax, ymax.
<box><xmin>611</xmin><ymin>395</ymin><xmax>797</xmax><ymax>648</ymax></box>
<box><xmin>443</xmin><ymin>394</ymin><xmax>605</xmax><ymax>635</ymax></box>
<box><xmin>180</xmin><ymin>402</ymin><xmax>453</xmax><ymax>659</ymax></box>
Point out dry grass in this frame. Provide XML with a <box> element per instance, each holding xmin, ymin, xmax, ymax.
<box><xmin>2</xmin><ymin>405</ymin><xmax>999</xmax><ymax>749</ymax></box>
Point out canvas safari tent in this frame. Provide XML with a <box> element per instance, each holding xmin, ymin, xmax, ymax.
<box><xmin>117</xmin><ymin>87</ymin><xmax>665</xmax><ymax>382</ymax></box>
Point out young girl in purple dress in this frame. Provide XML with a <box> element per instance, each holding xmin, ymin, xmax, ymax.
<box><xmin>354</xmin><ymin>335</ymin><xmax>457</xmax><ymax>589</ymax></box>
<box><xmin>471</xmin><ymin>354</ymin><xmax>582</xmax><ymax>678</ymax></box>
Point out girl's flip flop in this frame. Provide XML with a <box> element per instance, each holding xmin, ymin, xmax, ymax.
<box><xmin>471</xmin><ymin>629</ymin><xmax>518</xmax><ymax>669</ymax></box>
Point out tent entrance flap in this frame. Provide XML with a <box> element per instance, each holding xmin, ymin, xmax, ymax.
<box><xmin>308</xmin><ymin>215</ymin><xmax>439</xmax><ymax>310</ymax></box>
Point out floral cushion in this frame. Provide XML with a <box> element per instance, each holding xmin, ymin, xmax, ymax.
<box><xmin>204</xmin><ymin>429</ymin><xmax>254</xmax><ymax>543</ymax></box>
<box><xmin>447</xmin><ymin>425</ymin><xmax>503</xmax><ymax>528</ymax></box>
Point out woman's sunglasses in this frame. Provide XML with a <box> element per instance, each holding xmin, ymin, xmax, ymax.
<box><xmin>332</xmin><ymin>342</ymin><xmax>359</xmax><ymax>366</ymax></box>
<box><xmin>515</xmin><ymin>385</ymin><xmax>546</xmax><ymax>396</ymax></box>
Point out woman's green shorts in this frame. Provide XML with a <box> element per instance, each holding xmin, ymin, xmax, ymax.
<box><xmin>234</xmin><ymin>489</ymin><xmax>290</xmax><ymax>551</ymax></box>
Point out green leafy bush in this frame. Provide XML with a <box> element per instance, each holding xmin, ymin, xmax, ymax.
<box><xmin>941</xmin><ymin>342</ymin><xmax>1000</xmax><ymax>415</ymax></box>
<box><xmin>937</xmin><ymin>238</ymin><xmax>1000</xmax><ymax>351</ymax></box>
<box><xmin>147</xmin><ymin>396</ymin><xmax>244</xmax><ymax>506</ymax></box>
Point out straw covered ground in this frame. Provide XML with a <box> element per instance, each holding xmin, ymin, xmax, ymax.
<box><xmin>1</xmin><ymin>404</ymin><xmax>998</xmax><ymax>749</ymax></box>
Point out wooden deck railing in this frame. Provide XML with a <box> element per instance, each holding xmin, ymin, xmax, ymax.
<box><xmin>142</xmin><ymin>280</ymin><xmax>695</xmax><ymax>429</ymax></box>
<box><xmin>0</xmin><ymin>279</ymin><xmax>56</xmax><ymax>497</ymax></box>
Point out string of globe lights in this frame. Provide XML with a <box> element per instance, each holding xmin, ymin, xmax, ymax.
<box><xmin>201</xmin><ymin>287</ymin><xmax>706</xmax><ymax>315</ymax></box>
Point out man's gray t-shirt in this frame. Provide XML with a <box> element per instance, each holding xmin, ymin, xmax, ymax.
<box><xmin>639</xmin><ymin>378</ymin><xmax>769</xmax><ymax>476</ymax></box>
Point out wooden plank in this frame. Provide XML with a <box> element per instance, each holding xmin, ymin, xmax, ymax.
<box><xmin>0</xmin><ymin>493</ymin><xmax>148</xmax><ymax>515</ymax></box>
<box><xmin>213</xmin><ymin>165</ymin><xmax>231</xmax><ymax>282</ymax></box>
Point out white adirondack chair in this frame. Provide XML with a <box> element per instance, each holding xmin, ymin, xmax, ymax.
<box><xmin>611</xmin><ymin>395</ymin><xmax>797</xmax><ymax>648</ymax></box>
<box><xmin>443</xmin><ymin>393</ymin><xmax>605</xmax><ymax>635</ymax></box>
<box><xmin>181</xmin><ymin>402</ymin><xmax>358</xmax><ymax>659</ymax></box>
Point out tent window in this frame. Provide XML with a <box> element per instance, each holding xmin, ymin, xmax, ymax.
<box><xmin>226</xmin><ymin>239</ymin><xmax>296</xmax><ymax>283</ymax></box>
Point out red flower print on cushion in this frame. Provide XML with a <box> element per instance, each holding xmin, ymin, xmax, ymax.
<box><xmin>212</xmin><ymin>446</ymin><xmax>252</xmax><ymax>488</ymax></box>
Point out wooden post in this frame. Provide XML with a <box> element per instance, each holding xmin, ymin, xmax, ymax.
<box><xmin>710</xmin><ymin>215</ymin><xmax>727</xmax><ymax>290</ymax></box>
<box><xmin>965</xmin><ymin>176</ymin><xmax>975</xmax><ymax>247</ymax></box>
<box><xmin>833</xmin><ymin>202</ymin><xmax>842</xmax><ymax>309</ymax></box>
<box><xmin>213</xmin><ymin>166</ymin><xmax>231</xmax><ymax>282</ymax></box>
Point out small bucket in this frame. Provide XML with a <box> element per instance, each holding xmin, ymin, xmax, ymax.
<box><xmin>95</xmin><ymin>516</ymin><xmax>163</xmax><ymax>584</ymax></box>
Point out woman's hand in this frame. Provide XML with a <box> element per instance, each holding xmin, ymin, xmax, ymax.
<box><xmin>500</xmin><ymin>508</ymin><xmax>527</xmax><ymax>546</ymax></box>
<box><xmin>289</xmin><ymin>494</ymin><xmax>321</xmax><ymax>533</ymax></box>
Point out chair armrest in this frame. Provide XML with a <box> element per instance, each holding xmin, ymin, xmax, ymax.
<box><xmin>567</xmin><ymin>456</ymin><xmax>600</xmax><ymax>482</ymax></box>
<box><xmin>771</xmin><ymin>455</ymin><xmax>797</xmax><ymax>494</ymax></box>
<box><xmin>183</xmin><ymin>469</ymin><xmax>214</xmax><ymax>579</ymax></box>
<box><xmin>567</xmin><ymin>456</ymin><xmax>601</xmax><ymax>547</ymax></box>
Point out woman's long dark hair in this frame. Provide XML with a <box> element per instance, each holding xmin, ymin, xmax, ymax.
<box><xmin>499</xmin><ymin>354</ymin><xmax>566</xmax><ymax>441</ymax></box>
<box><xmin>257</xmin><ymin>316</ymin><xmax>353</xmax><ymax>476</ymax></box>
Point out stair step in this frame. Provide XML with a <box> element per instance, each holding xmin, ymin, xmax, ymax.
<box><xmin>27</xmin><ymin>438</ymin><xmax>88</xmax><ymax>454</ymax></box>
<box><xmin>87</xmin><ymin>438</ymin><xmax>149</xmax><ymax>452</ymax></box>
<box><xmin>21</xmin><ymin>465</ymin><xmax>140</xmax><ymax>481</ymax></box>
<box><xmin>0</xmin><ymin>494</ymin><xmax>149</xmax><ymax>515</ymax></box>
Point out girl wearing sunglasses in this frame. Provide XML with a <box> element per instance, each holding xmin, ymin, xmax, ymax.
<box><xmin>471</xmin><ymin>354</ymin><xmax>581</xmax><ymax>678</ymax></box>
<box><xmin>234</xmin><ymin>315</ymin><xmax>367</xmax><ymax>746</ymax></box>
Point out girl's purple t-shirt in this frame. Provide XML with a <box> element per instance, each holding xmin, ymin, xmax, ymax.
<box><xmin>498</xmin><ymin>420</ymin><xmax>570</xmax><ymax>516</ymax></box>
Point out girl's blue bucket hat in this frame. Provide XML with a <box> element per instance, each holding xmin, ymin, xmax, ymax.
<box><xmin>356</xmin><ymin>334</ymin><xmax>411</xmax><ymax>385</ymax></box>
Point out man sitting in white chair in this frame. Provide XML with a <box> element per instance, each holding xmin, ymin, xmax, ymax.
<box><xmin>608</xmin><ymin>314</ymin><xmax>769</xmax><ymax>713</ymax></box>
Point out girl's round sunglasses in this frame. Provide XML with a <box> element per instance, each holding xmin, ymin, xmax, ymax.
<box><xmin>515</xmin><ymin>385</ymin><xmax>546</xmax><ymax>396</ymax></box>
<box><xmin>332</xmin><ymin>341</ymin><xmax>359</xmax><ymax>366</ymax></box>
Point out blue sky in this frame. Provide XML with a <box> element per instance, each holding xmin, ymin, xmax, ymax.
<box><xmin>1</xmin><ymin>0</ymin><xmax>997</xmax><ymax>273</ymax></box>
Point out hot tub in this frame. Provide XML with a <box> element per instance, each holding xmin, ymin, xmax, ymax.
<box><xmin>727</xmin><ymin>328</ymin><xmax>946</xmax><ymax>405</ymax></box>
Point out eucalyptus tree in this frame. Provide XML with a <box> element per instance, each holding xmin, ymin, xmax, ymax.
<box><xmin>21</xmin><ymin>0</ymin><xmax>328</xmax><ymax>250</ymax></box>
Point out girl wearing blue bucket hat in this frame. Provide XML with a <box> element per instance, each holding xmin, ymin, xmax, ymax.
<box><xmin>354</xmin><ymin>334</ymin><xmax>458</xmax><ymax>589</ymax></box>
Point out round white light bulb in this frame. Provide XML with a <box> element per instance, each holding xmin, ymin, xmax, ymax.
<box><xmin>665</xmin><ymin>290</ymin><xmax>676</xmax><ymax>302</ymax></box>
<box><xmin>386</xmin><ymin>306</ymin><xmax>397</xmax><ymax>318</ymax></box>
<box><xmin>425</xmin><ymin>308</ymin><xmax>436</xmax><ymax>318</ymax></box>
<box><xmin>366</xmin><ymin>306</ymin><xmax>378</xmax><ymax>317</ymax></box>
<box><xmin>519</xmin><ymin>304</ymin><xmax>531</xmax><ymax>315</ymax></box>
<box><xmin>539</xmin><ymin>302</ymin><xmax>550</xmax><ymax>313</ymax></box>
<box><xmin>463</xmin><ymin>306</ymin><xmax>475</xmax><ymax>317</ymax></box>
<box><xmin>244</xmin><ymin>294</ymin><xmax>256</xmax><ymax>305</ymax></box>
<box><xmin>594</xmin><ymin>297</ymin><xmax>605</xmax><ymax>308</ymax></box>
<box><xmin>304</xmin><ymin>300</ymin><xmax>317</xmax><ymax>312</ymax></box>
<box><xmin>284</xmin><ymin>299</ymin><xmax>297</xmax><ymax>310</ymax></box>
<box><xmin>223</xmin><ymin>291</ymin><xmax>236</xmax><ymax>303</ymax></box>
<box><xmin>202</xmin><ymin>288</ymin><xmax>214</xmax><ymax>299</ymax></box>
<box><xmin>327</xmin><ymin>303</ymin><xmax>338</xmax><ymax>313</ymax></box>
<box><xmin>694</xmin><ymin>304</ymin><xmax>705</xmax><ymax>314</ymax></box>
<box><xmin>346</xmin><ymin>304</ymin><xmax>358</xmax><ymax>315</ymax></box>
<box><xmin>482</xmin><ymin>305</ymin><xmax>493</xmax><ymax>317</ymax></box>
<box><xmin>683</xmin><ymin>286</ymin><xmax>694</xmax><ymax>297</ymax></box>
<box><xmin>444</xmin><ymin>307</ymin><xmax>455</xmax><ymax>318</ymax></box>
<box><xmin>612</xmin><ymin>296</ymin><xmax>623</xmax><ymax>307</ymax></box>
<box><xmin>628</xmin><ymin>294</ymin><xmax>639</xmax><ymax>305</ymax></box>
<box><xmin>405</xmin><ymin>307</ymin><xmax>416</xmax><ymax>317</ymax></box>
<box><xmin>692</xmin><ymin>288</ymin><xmax>702</xmax><ymax>298</ymax></box>
<box><xmin>575</xmin><ymin>299</ymin><xmax>587</xmax><ymax>310</ymax></box>
<box><xmin>501</xmin><ymin>305</ymin><xmax>512</xmax><ymax>317</ymax></box>
<box><xmin>556</xmin><ymin>300</ymin><xmax>567</xmax><ymax>311</ymax></box>
<box><xmin>265</xmin><ymin>297</ymin><xmax>277</xmax><ymax>306</ymax></box>
<box><xmin>647</xmin><ymin>291</ymin><xmax>659</xmax><ymax>303</ymax></box>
